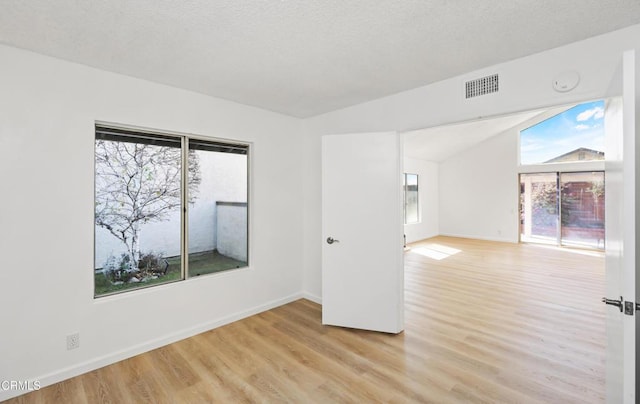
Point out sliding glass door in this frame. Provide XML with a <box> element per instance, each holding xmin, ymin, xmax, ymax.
<box><xmin>520</xmin><ymin>171</ymin><xmax>604</xmax><ymax>249</ymax></box>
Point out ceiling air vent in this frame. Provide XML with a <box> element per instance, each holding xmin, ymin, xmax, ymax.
<box><xmin>465</xmin><ymin>74</ymin><xmax>499</xmax><ymax>99</ymax></box>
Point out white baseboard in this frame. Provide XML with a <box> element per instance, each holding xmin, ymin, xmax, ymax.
<box><xmin>405</xmin><ymin>231</ymin><xmax>439</xmax><ymax>244</ymax></box>
<box><xmin>301</xmin><ymin>291</ymin><xmax>322</xmax><ymax>304</ymax></box>
<box><xmin>0</xmin><ymin>292</ymin><xmax>305</xmax><ymax>402</ymax></box>
<box><xmin>438</xmin><ymin>232</ymin><xmax>518</xmax><ymax>244</ymax></box>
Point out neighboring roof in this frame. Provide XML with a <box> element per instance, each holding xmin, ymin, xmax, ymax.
<box><xmin>544</xmin><ymin>147</ymin><xmax>605</xmax><ymax>163</ymax></box>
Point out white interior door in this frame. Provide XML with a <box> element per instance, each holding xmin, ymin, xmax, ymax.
<box><xmin>604</xmin><ymin>49</ymin><xmax>636</xmax><ymax>404</ymax></box>
<box><xmin>322</xmin><ymin>131</ymin><xmax>404</xmax><ymax>333</ymax></box>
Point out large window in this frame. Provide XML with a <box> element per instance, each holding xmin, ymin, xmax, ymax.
<box><xmin>520</xmin><ymin>100</ymin><xmax>605</xmax><ymax>165</ymax></box>
<box><xmin>94</xmin><ymin>125</ymin><xmax>249</xmax><ymax>297</ymax></box>
<box><xmin>404</xmin><ymin>173</ymin><xmax>419</xmax><ymax>224</ymax></box>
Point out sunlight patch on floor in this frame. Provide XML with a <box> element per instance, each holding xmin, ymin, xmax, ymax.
<box><xmin>410</xmin><ymin>243</ymin><xmax>461</xmax><ymax>260</ymax></box>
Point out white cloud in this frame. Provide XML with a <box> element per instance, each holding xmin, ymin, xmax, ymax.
<box><xmin>576</xmin><ymin>106</ymin><xmax>604</xmax><ymax>121</ymax></box>
<box><xmin>594</xmin><ymin>108</ymin><xmax>604</xmax><ymax>119</ymax></box>
<box><xmin>575</xmin><ymin>124</ymin><xmax>590</xmax><ymax>130</ymax></box>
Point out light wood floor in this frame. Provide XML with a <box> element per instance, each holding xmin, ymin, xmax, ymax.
<box><xmin>7</xmin><ymin>237</ymin><xmax>605</xmax><ymax>403</ymax></box>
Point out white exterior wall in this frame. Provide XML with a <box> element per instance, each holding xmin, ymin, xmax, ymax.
<box><xmin>188</xmin><ymin>152</ymin><xmax>247</xmax><ymax>255</ymax></box>
<box><xmin>302</xmin><ymin>24</ymin><xmax>640</xmax><ymax>301</ymax></box>
<box><xmin>0</xmin><ymin>44</ymin><xmax>303</xmax><ymax>401</ymax></box>
<box><xmin>216</xmin><ymin>203</ymin><xmax>248</xmax><ymax>262</ymax></box>
<box><xmin>403</xmin><ymin>157</ymin><xmax>439</xmax><ymax>243</ymax></box>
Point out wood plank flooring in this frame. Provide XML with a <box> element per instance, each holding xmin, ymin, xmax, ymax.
<box><xmin>7</xmin><ymin>236</ymin><xmax>605</xmax><ymax>403</ymax></box>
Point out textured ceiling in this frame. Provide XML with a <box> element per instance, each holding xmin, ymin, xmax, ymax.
<box><xmin>2</xmin><ymin>1</ymin><xmax>640</xmax><ymax>117</ymax></box>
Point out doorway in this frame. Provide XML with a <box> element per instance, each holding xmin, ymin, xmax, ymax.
<box><xmin>401</xmin><ymin>99</ymin><xmax>610</xmax><ymax>399</ymax></box>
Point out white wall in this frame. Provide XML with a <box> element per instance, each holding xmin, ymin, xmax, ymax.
<box><xmin>302</xmin><ymin>24</ymin><xmax>640</xmax><ymax>300</ymax></box>
<box><xmin>301</xmin><ymin>122</ymin><xmax>323</xmax><ymax>302</ymax></box>
<box><xmin>0</xmin><ymin>45</ymin><xmax>304</xmax><ymax>401</ymax></box>
<box><xmin>439</xmin><ymin>129</ymin><xmax>518</xmax><ymax>242</ymax></box>
<box><xmin>403</xmin><ymin>157</ymin><xmax>439</xmax><ymax>243</ymax></box>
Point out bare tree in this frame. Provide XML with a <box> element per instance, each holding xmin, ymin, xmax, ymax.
<box><xmin>95</xmin><ymin>139</ymin><xmax>200</xmax><ymax>271</ymax></box>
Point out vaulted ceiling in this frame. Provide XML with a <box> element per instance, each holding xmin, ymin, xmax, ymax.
<box><xmin>403</xmin><ymin>110</ymin><xmax>544</xmax><ymax>162</ymax></box>
<box><xmin>2</xmin><ymin>1</ymin><xmax>640</xmax><ymax>117</ymax></box>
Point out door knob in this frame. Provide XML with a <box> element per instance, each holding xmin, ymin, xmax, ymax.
<box><xmin>602</xmin><ymin>296</ymin><xmax>623</xmax><ymax>312</ymax></box>
<box><xmin>326</xmin><ymin>237</ymin><xmax>340</xmax><ymax>245</ymax></box>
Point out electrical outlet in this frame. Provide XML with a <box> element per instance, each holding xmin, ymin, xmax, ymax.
<box><xmin>67</xmin><ymin>333</ymin><xmax>80</xmax><ymax>350</ymax></box>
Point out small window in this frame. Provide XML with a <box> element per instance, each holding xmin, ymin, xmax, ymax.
<box><xmin>520</xmin><ymin>100</ymin><xmax>605</xmax><ymax>165</ymax></box>
<box><xmin>404</xmin><ymin>173</ymin><xmax>419</xmax><ymax>224</ymax></box>
<box><xmin>94</xmin><ymin>125</ymin><xmax>249</xmax><ymax>297</ymax></box>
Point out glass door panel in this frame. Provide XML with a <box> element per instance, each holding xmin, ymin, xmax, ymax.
<box><xmin>520</xmin><ymin>173</ymin><xmax>559</xmax><ymax>244</ymax></box>
<box><xmin>560</xmin><ymin>172</ymin><xmax>605</xmax><ymax>249</ymax></box>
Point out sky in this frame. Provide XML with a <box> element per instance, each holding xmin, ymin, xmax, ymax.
<box><xmin>520</xmin><ymin>100</ymin><xmax>605</xmax><ymax>165</ymax></box>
